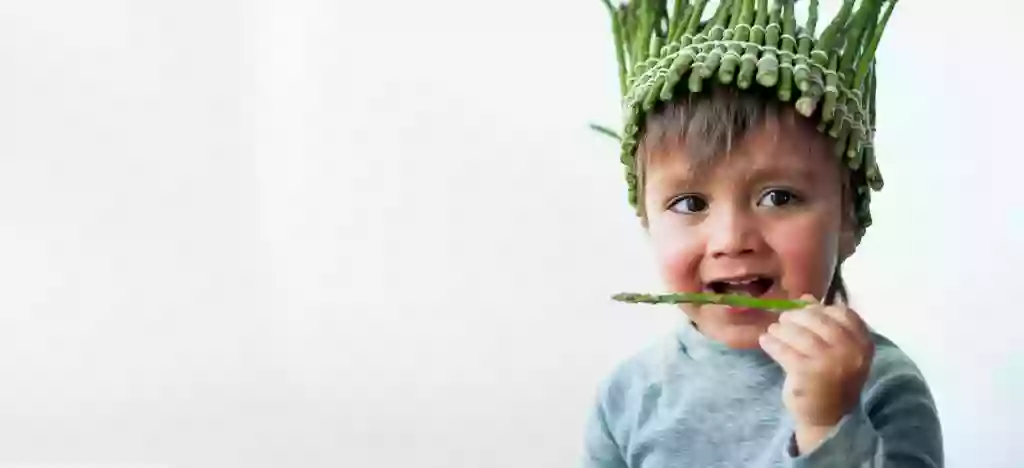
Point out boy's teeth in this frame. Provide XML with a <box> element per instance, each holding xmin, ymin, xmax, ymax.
<box><xmin>708</xmin><ymin>278</ymin><xmax>773</xmax><ymax>296</ymax></box>
<box><xmin>725</xmin><ymin>279</ymin><xmax>755</xmax><ymax>285</ymax></box>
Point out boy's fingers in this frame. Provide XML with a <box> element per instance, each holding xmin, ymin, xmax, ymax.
<box><xmin>780</xmin><ymin>308</ymin><xmax>847</xmax><ymax>347</ymax></box>
<box><xmin>822</xmin><ymin>305</ymin><xmax>870</xmax><ymax>346</ymax></box>
<box><xmin>759</xmin><ymin>326</ymin><xmax>807</xmax><ymax>370</ymax></box>
<box><xmin>767</xmin><ymin>321</ymin><xmax>829</xmax><ymax>356</ymax></box>
<box><xmin>798</xmin><ymin>294</ymin><xmax>821</xmax><ymax>309</ymax></box>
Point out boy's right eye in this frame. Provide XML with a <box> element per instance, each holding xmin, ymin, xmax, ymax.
<box><xmin>668</xmin><ymin>195</ymin><xmax>708</xmax><ymax>214</ymax></box>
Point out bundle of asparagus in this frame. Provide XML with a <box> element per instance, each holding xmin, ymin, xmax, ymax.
<box><xmin>595</xmin><ymin>0</ymin><xmax>896</xmax><ymax>307</ymax></box>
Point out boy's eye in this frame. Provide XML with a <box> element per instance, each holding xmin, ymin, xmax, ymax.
<box><xmin>758</xmin><ymin>189</ymin><xmax>798</xmax><ymax>207</ymax></box>
<box><xmin>668</xmin><ymin>195</ymin><xmax>708</xmax><ymax>214</ymax></box>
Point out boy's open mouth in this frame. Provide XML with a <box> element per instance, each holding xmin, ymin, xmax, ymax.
<box><xmin>704</xmin><ymin>277</ymin><xmax>774</xmax><ymax>298</ymax></box>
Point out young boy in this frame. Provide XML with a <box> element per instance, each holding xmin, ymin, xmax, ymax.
<box><xmin>584</xmin><ymin>1</ymin><xmax>943</xmax><ymax>466</ymax></box>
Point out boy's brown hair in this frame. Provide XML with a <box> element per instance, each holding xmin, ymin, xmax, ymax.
<box><xmin>634</xmin><ymin>83</ymin><xmax>854</xmax><ymax>306</ymax></box>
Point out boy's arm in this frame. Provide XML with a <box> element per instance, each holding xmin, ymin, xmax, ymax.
<box><xmin>582</xmin><ymin>397</ymin><xmax>629</xmax><ymax>468</ymax></box>
<box><xmin>784</xmin><ymin>361</ymin><xmax>944</xmax><ymax>467</ymax></box>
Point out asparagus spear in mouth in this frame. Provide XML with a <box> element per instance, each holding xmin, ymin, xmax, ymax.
<box><xmin>611</xmin><ymin>292</ymin><xmax>810</xmax><ymax>311</ymax></box>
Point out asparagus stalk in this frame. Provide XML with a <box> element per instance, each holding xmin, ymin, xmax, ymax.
<box><xmin>839</xmin><ymin>0</ymin><xmax>878</xmax><ymax>87</ymax></box>
<box><xmin>624</xmin><ymin>1</ymin><xmax>640</xmax><ymax>68</ymax></box>
<box><xmin>601</xmin><ymin>0</ymin><xmax>630</xmax><ymax>97</ymax></box>
<box><xmin>702</xmin><ymin>0</ymin><xmax>741</xmax><ymax>79</ymax></box>
<box><xmin>854</xmin><ymin>0</ymin><xmax>896</xmax><ymax>89</ymax></box>
<box><xmin>612</xmin><ymin>292</ymin><xmax>811</xmax><ymax>311</ymax></box>
<box><xmin>643</xmin><ymin>67</ymin><xmax>669</xmax><ymax>110</ymax></box>
<box><xmin>624</xmin><ymin>1</ymin><xmax>668</xmax><ymax>110</ymax></box>
<box><xmin>649</xmin><ymin>35</ymin><xmax>664</xmax><ymax>60</ymax></box>
<box><xmin>777</xmin><ymin>0</ymin><xmax>797</xmax><ymax>101</ymax></box>
<box><xmin>843</xmin><ymin>1</ymin><xmax>882</xmax><ymax>163</ymax></box>
<box><xmin>589</xmin><ymin>123</ymin><xmax>622</xmax><ymax>141</ymax></box>
<box><xmin>860</xmin><ymin>1</ymin><xmax>894</xmax><ymax>186</ymax></box>
<box><xmin>832</xmin><ymin>122</ymin><xmax>852</xmax><ymax>158</ymax></box>
<box><xmin>719</xmin><ymin>0</ymin><xmax>754</xmax><ymax>84</ymax></box>
<box><xmin>820</xmin><ymin>52</ymin><xmax>842</xmax><ymax>124</ymax></box>
<box><xmin>654</xmin><ymin>0</ymin><xmax>671</xmax><ymax>38</ymax></box>
<box><xmin>667</xmin><ymin>0</ymin><xmax>687</xmax><ymax>41</ymax></box>
<box><xmin>865</xmin><ymin>61</ymin><xmax>883</xmax><ymax>190</ymax></box>
<box><xmin>670</xmin><ymin>3</ymin><xmax>694</xmax><ymax>42</ymax></box>
<box><xmin>755</xmin><ymin>0</ymin><xmax>782</xmax><ymax>87</ymax></box>
<box><xmin>793</xmin><ymin>0</ymin><xmax>853</xmax><ymax>115</ymax></box>
<box><xmin>794</xmin><ymin>49</ymin><xmax>833</xmax><ymax>117</ymax></box>
<box><xmin>793</xmin><ymin>0</ymin><xmax>819</xmax><ymax>91</ymax></box>
<box><xmin>737</xmin><ymin>0</ymin><xmax>768</xmax><ymax>88</ymax></box>
<box><xmin>809</xmin><ymin>0</ymin><xmax>855</xmax><ymax>72</ymax></box>
<box><xmin>827</xmin><ymin>0</ymin><xmax>878</xmax><ymax>133</ymax></box>
<box><xmin>684</xmin><ymin>0</ymin><xmax>709</xmax><ymax>37</ymax></box>
<box><xmin>634</xmin><ymin>0</ymin><xmax>658</xmax><ymax>65</ymax></box>
<box><xmin>689</xmin><ymin>0</ymin><xmax>733</xmax><ymax>92</ymax></box>
<box><xmin>660</xmin><ymin>0</ymin><xmax>709</xmax><ymax>100</ymax></box>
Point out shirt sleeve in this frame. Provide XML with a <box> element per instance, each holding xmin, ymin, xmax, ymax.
<box><xmin>582</xmin><ymin>395</ymin><xmax>629</xmax><ymax>468</ymax></box>
<box><xmin>783</xmin><ymin>356</ymin><xmax>944</xmax><ymax>467</ymax></box>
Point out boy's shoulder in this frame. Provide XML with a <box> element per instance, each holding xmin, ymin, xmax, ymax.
<box><xmin>864</xmin><ymin>330</ymin><xmax>935</xmax><ymax>399</ymax></box>
<box><xmin>593</xmin><ymin>333</ymin><xmax>681</xmax><ymax>410</ymax></box>
<box><xmin>868</xmin><ymin>331</ymin><xmax>927</xmax><ymax>377</ymax></box>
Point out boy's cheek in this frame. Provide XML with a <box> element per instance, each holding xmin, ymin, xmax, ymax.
<box><xmin>773</xmin><ymin>242</ymin><xmax>838</xmax><ymax>298</ymax></box>
<box><xmin>653</xmin><ymin>241</ymin><xmax>702</xmax><ymax>292</ymax></box>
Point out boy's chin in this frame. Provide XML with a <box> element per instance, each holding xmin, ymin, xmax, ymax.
<box><xmin>717</xmin><ymin>331</ymin><xmax>765</xmax><ymax>349</ymax></box>
<box><xmin>687</xmin><ymin>308</ymin><xmax>777</xmax><ymax>349</ymax></box>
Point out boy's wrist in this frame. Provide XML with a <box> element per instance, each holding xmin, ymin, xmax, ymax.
<box><xmin>792</xmin><ymin>422</ymin><xmax>837</xmax><ymax>455</ymax></box>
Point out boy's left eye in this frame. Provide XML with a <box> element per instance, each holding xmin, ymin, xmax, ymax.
<box><xmin>758</xmin><ymin>189</ymin><xmax>798</xmax><ymax>207</ymax></box>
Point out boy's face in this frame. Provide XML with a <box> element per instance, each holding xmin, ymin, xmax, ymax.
<box><xmin>642</xmin><ymin>118</ymin><xmax>854</xmax><ymax>349</ymax></box>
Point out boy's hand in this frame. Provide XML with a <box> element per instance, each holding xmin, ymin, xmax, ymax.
<box><xmin>758</xmin><ymin>294</ymin><xmax>875</xmax><ymax>455</ymax></box>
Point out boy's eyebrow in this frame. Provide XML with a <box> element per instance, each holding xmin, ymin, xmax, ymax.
<box><xmin>648</xmin><ymin>161</ymin><xmax>820</xmax><ymax>189</ymax></box>
<box><xmin>644</xmin><ymin>160</ymin><xmax>710</xmax><ymax>192</ymax></box>
<box><xmin>743</xmin><ymin>164</ymin><xmax>819</xmax><ymax>186</ymax></box>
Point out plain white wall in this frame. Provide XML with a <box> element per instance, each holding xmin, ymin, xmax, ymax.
<box><xmin>0</xmin><ymin>0</ymin><xmax>1021</xmax><ymax>467</ymax></box>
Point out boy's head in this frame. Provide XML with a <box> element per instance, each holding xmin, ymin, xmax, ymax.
<box><xmin>637</xmin><ymin>84</ymin><xmax>858</xmax><ymax>349</ymax></box>
<box><xmin>594</xmin><ymin>0</ymin><xmax>896</xmax><ymax>349</ymax></box>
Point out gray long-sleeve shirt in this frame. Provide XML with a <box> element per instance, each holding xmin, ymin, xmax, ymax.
<box><xmin>583</xmin><ymin>320</ymin><xmax>943</xmax><ymax>467</ymax></box>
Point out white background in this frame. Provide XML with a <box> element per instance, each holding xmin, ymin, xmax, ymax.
<box><xmin>1</xmin><ymin>0</ymin><xmax>1021</xmax><ymax>467</ymax></box>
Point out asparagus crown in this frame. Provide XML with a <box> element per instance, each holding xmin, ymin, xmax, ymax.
<box><xmin>597</xmin><ymin>0</ymin><xmax>898</xmax><ymax>238</ymax></box>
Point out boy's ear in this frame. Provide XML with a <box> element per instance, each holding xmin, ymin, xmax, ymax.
<box><xmin>838</xmin><ymin>205</ymin><xmax>859</xmax><ymax>261</ymax></box>
<box><xmin>839</xmin><ymin>226</ymin><xmax>857</xmax><ymax>261</ymax></box>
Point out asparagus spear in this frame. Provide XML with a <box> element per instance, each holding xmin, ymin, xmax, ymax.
<box><xmin>634</xmin><ymin>0</ymin><xmax>658</xmax><ymax>66</ymax></box>
<box><xmin>820</xmin><ymin>52</ymin><xmax>842</xmax><ymax>125</ymax></box>
<box><xmin>601</xmin><ymin>0</ymin><xmax>629</xmax><ymax>96</ymax></box>
<box><xmin>737</xmin><ymin>0</ymin><xmax>768</xmax><ymax>88</ymax></box>
<box><xmin>843</xmin><ymin>1</ymin><xmax>881</xmax><ymax>164</ymax></box>
<box><xmin>718</xmin><ymin>0</ymin><xmax>754</xmax><ymax>84</ymax></box>
<box><xmin>671</xmin><ymin>3</ymin><xmax>694</xmax><ymax>42</ymax></box>
<box><xmin>777</xmin><ymin>0</ymin><xmax>797</xmax><ymax>101</ymax></box>
<box><xmin>808</xmin><ymin>0</ymin><xmax>855</xmax><ymax>72</ymax></box>
<box><xmin>589</xmin><ymin>123</ymin><xmax>622</xmax><ymax>141</ymax></box>
<box><xmin>865</xmin><ymin>61</ymin><xmax>883</xmax><ymax>191</ymax></box>
<box><xmin>793</xmin><ymin>0</ymin><xmax>854</xmax><ymax>115</ymax></box>
<box><xmin>667</xmin><ymin>0</ymin><xmax>688</xmax><ymax>41</ymax></box>
<box><xmin>794</xmin><ymin>49</ymin><xmax>833</xmax><ymax>117</ymax></box>
<box><xmin>854</xmin><ymin>0</ymin><xmax>897</xmax><ymax>89</ymax></box>
<box><xmin>659</xmin><ymin>0</ymin><xmax>709</xmax><ymax>100</ymax></box>
<box><xmin>689</xmin><ymin>0</ymin><xmax>733</xmax><ymax>93</ymax></box>
<box><xmin>612</xmin><ymin>292</ymin><xmax>811</xmax><ymax>311</ymax></box>
<box><xmin>853</xmin><ymin>1</ymin><xmax>895</xmax><ymax>171</ymax></box>
<box><xmin>700</xmin><ymin>0</ymin><xmax>740</xmax><ymax>80</ymax></box>
<box><xmin>793</xmin><ymin>0</ymin><xmax>819</xmax><ymax>90</ymax></box>
<box><xmin>755</xmin><ymin>1</ymin><xmax>782</xmax><ymax>86</ymax></box>
<box><xmin>827</xmin><ymin>0</ymin><xmax>879</xmax><ymax>133</ymax></box>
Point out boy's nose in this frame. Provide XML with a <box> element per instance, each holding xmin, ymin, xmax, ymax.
<box><xmin>706</xmin><ymin>209</ymin><xmax>761</xmax><ymax>259</ymax></box>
